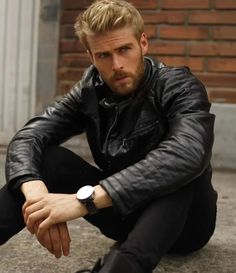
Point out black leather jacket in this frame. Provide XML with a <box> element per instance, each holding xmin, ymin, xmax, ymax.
<box><xmin>6</xmin><ymin>57</ymin><xmax>216</xmax><ymax>216</ymax></box>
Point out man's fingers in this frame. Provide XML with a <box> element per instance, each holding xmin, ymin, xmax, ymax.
<box><xmin>26</xmin><ymin>209</ymin><xmax>48</xmax><ymax>233</ymax></box>
<box><xmin>49</xmin><ymin>225</ymin><xmax>62</xmax><ymax>258</ymax></box>
<box><xmin>23</xmin><ymin>201</ymin><xmax>43</xmax><ymax>218</ymax></box>
<box><xmin>58</xmin><ymin>222</ymin><xmax>71</xmax><ymax>256</ymax></box>
<box><xmin>39</xmin><ymin>223</ymin><xmax>71</xmax><ymax>257</ymax></box>
<box><xmin>37</xmin><ymin>222</ymin><xmax>71</xmax><ymax>258</ymax></box>
<box><xmin>22</xmin><ymin>197</ymin><xmax>42</xmax><ymax>214</ymax></box>
<box><xmin>22</xmin><ymin>199</ymin><xmax>44</xmax><ymax>230</ymax></box>
<box><xmin>33</xmin><ymin>222</ymin><xmax>40</xmax><ymax>235</ymax></box>
<box><xmin>36</xmin><ymin>221</ymin><xmax>62</xmax><ymax>258</ymax></box>
<box><xmin>37</xmin><ymin>230</ymin><xmax>54</xmax><ymax>255</ymax></box>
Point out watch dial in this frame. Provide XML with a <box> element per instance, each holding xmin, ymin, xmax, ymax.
<box><xmin>77</xmin><ymin>185</ymin><xmax>94</xmax><ymax>200</ymax></box>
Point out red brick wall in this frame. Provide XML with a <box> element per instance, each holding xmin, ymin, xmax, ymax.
<box><xmin>59</xmin><ymin>0</ymin><xmax>236</xmax><ymax>103</ymax></box>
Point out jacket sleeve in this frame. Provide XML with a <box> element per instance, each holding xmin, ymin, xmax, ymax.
<box><xmin>5</xmin><ymin>83</ymin><xmax>85</xmax><ymax>190</ymax></box>
<box><xmin>99</xmin><ymin>66</ymin><xmax>215</xmax><ymax>216</ymax></box>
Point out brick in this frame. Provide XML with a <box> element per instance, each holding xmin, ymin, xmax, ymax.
<box><xmin>58</xmin><ymin>81</ymin><xmax>76</xmax><ymax>95</ymax></box>
<box><xmin>159</xmin><ymin>26</ymin><xmax>209</xmax><ymax>40</ymax></box>
<box><xmin>61</xmin><ymin>10</ymin><xmax>80</xmax><ymax>24</ymax></box>
<box><xmin>62</xmin><ymin>0</ymin><xmax>158</xmax><ymax>10</ymax></box>
<box><xmin>215</xmin><ymin>0</ymin><xmax>236</xmax><ymax>9</ymax></box>
<box><xmin>159</xmin><ymin>57</ymin><xmax>204</xmax><ymax>71</ymax></box>
<box><xmin>145</xmin><ymin>25</ymin><xmax>157</xmax><ymax>39</ymax></box>
<box><xmin>142</xmin><ymin>11</ymin><xmax>185</xmax><ymax>24</ymax></box>
<box><xmin>207</xmin><ymin>58</ymin><xmax>236</xmax><ymax>73</ymax></box>
<box><xmin>60</xmin><ymin>25</ymin><xmax>76</xmax><ymax>39</ymax></box>
<box><xmin>208</xmin><ymin>88</ymin><xmax>236</xmax><ymax>103</ymax></box>
<box><xmin>148</xmin><ymin>42</ymin><xmax>186</xmax><ymax>55</ymax></box>
<box><xmin>189</xmin><ymin>43</ymin><xmax>236</xmax><ymax>57</ymax></box>
<box><xmin>57</xmin><ymin>80</ymin><xmax>78</xmax><ymax>95</ymax></box>
<box><xmin>129</xmin><ymin>0</ymin><xmax>159</xmax><ymax>9</ymax></box>
<box><xmin>189</xmin><ymin>11</ymin><xmax>236</xmax><ymax>25</ymax></box>
<box><xmin>61</xmin><ymin>0</ymin><xmax>93</xmax><ymax>10</ymax></box>
<box><xmin>58</xmin><ymin>68</ymin><xmax>85</xmax><ymax>81</ymax></box>
<box><xmin>212</xmin><ymin>27</ymin><xmax>236</xmax><ymax>40</ymax></box>
<box><xmin>60</xmin><ymin>40</ymin><xmax>86</xmax><ymax>53</ymax></box>
<box><xmin>162</xmin><ymin>0</ymin><xmax>210</xmax><ymax>9</ymax></box>
<box><xmin>59</xmin><ymin>53</ymin><xmax>91</xmax><ymax>68</ymax></box>
<box><xmin>196</xmin><ymin>73</ymin><xmax>236</xmax><ymax>88</ymax></box>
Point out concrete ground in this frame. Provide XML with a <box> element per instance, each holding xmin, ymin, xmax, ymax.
<box><xmin>0</xmin><ymin>152</ymin><xmax>235</xmax><ymax>273</ymax></box>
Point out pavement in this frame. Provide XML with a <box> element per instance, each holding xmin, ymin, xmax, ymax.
<box><xmin>0</xmin><ymin>152</ymin><xmax>235</xmax><ymax>273</ymax></box>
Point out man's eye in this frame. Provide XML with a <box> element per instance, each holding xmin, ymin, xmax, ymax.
<box><xmin>98</xmin><ymin>53</ymin><xmax>109</xmax><ymax>59</ymax></box>
<box><xmin>120</xmin><ymin>47</ymin><xmax>129</xmax><ymax>53</ymax></box>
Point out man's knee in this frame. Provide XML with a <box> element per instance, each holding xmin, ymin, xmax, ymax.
<box><xmin>42</xmin><ymin>146</ymin><xmax>67</xmax><ymax>168</ymax></box>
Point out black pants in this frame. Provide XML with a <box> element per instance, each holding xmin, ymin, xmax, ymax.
<box><xmin>0</xmin><ymin>146</ymin><xmax>217</xmax><ymax>272</ymax></box>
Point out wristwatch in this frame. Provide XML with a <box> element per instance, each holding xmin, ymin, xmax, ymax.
<box><xmin>76</xmin><ymin>185</ymin><xmax>98</xmax><ymax>215</ymax></box>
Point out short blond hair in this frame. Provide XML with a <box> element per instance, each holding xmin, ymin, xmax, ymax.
<box><xmin>74</xmin><ymin>0</ymin><xmax>144</xmax><ymax>49</ymax></box>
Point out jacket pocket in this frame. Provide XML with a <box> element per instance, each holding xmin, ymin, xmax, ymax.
<box><xmin>122</xmin><ymin>120</ymin><xmax>160</xmax><ymax>149</ymax></box>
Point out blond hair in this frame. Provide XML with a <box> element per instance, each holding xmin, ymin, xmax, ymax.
<box><xmin>74</xmin><ymin>0</ymin><xmax>144</xmax><ymax>49</ymax></box>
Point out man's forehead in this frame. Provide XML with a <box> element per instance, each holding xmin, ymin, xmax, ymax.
<box><xmin>87</xmin><ymin>27</ymin><xmax>138</xmax><ymax>52</ymax></box>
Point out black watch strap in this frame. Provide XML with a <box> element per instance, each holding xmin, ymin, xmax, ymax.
<box><xmin>84</xmin><ymin>200</ymin><xmax>98</xmax><ymax>215</ymax></box>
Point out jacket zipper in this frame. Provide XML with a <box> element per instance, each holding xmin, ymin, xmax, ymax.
<box><xmin>105</xmin><ymin>106</ymin><xmax>119</xmax><ymax>171</ymax></box>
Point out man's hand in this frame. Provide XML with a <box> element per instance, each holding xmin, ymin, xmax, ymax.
<box><xmin>33</xmin><ymin>220</ymin><xmax>71</xmax><ymax>258</ymax></box>
<box><xmin>21</xmin><ymin>180</ymin><xmax>72</xmax><ymax>258</ymax></box>
<box><xmin>22</xmin><ymin>193</ymin><xmax>87</xmax><ymax>241</ymax></box>
<box><xmin>20</xmin><ymin>181</ymin><xmax>112</xmax><ymax>258</ymax></box>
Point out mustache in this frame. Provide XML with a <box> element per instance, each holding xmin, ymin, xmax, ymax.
<box><xmin>111</xmin><ymin>70</ymin><xmax>131</xmax><ymax>80</ymax></box>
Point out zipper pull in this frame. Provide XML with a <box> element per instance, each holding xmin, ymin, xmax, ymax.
<box><xmin>122</xmin><ymin>139</ymin><xmax>127</xmax><ymax>148</ymax></box>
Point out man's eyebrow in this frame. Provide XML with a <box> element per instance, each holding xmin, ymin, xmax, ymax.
<box><xmin>94</xmin><ymin>43</ymin><xmax>134</xmax><ymax>55</ymax></box>
<box><xmin>115</xmin><ymin>43</ymin><xmax>133</xmax><ymax>50</ymax></box>
<box><xmin>94</xmin><ymin>50</ymin><xmax>110</xmax><ymax>56</ymax></box>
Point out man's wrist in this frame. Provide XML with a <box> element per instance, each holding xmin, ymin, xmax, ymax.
<box><xmin>20</xmin><ymin>180</ymin><xmax>48</xmax><ymax>199</ymax></box>
<box><xmin>93</xmin><ymin>185</ymin><xmax>113</xmax><ymax>209</ymax></box>
<box><xmin>75</xmin><ymin>185</ymin><xmax>112</xmax><ymax>215</ymax></box>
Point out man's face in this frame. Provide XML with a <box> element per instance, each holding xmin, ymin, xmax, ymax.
<box><xmin>87</xmin><ymin>27</ymin><xmax>148</xmax><ymax>96</ymax></box>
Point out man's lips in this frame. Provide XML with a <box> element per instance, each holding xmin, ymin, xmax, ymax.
<box><xmin>114</xmin><ymin>76</ymin><xmax>128</xmax><ymax>82</ymax></box>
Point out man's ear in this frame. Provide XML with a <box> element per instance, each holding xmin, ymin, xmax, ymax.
<box><xmin>140</xmin><ymin>33</ymin><xmax>148</xmax><ymax>55</ymax></box>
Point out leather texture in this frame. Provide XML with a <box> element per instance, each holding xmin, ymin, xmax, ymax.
<box><xmin>5</xmin><ymin>57</ymin><xmax>215</xmax><ymax>216</ymax></box>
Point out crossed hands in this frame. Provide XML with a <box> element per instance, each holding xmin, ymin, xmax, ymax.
<box><xmin>21</xmin><ymin>181</ymin><xmax>87</xmax><ymax>258</ymax></box>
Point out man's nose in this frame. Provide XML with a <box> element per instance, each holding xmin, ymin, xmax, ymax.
<box><xmin>112</xmin><ymin>55</ymin><xmax>124</xmax><ymax>71</ymax></box>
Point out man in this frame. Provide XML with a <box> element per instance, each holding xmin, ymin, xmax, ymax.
<box><xmin>0</xmin><ymin>0</ymin><xmax>217</xmax><ymax>272</ymax></box>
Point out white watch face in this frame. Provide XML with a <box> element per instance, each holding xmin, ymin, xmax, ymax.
<box><xmin>77</xmin><ymin>185</ymin><xmax>94</xmax><ymax>201</ymax></box>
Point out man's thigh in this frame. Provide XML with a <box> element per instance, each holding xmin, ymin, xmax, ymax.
<box><xmin>41</xmin><ymin>146</ymin><xmax>105</xmax><ymax>193</ymax></box>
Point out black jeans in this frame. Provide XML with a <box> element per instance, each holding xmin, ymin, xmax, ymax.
<box><xmin>0</xmin><ymin>146</ymin><xmax>217</xmax><ymax>272</ymax></box>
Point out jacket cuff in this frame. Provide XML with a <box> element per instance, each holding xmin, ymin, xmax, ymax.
<box><xmin>99</xmin><ymin>178</ymin><xmax>133</xmax><ymax>216</ymax></box>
